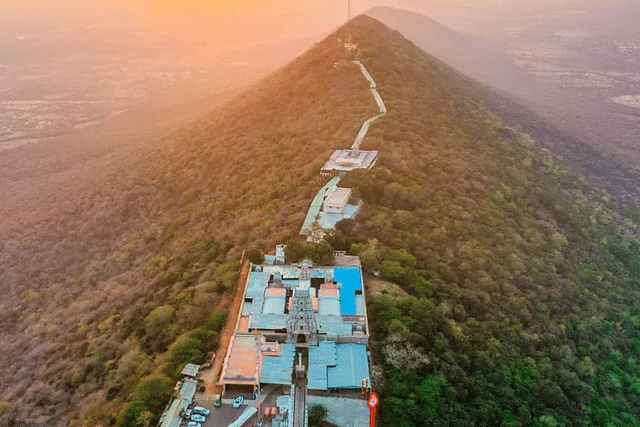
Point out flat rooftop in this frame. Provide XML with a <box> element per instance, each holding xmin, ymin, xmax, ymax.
<box><xmin>324</xmin><ymin>187</ymin><xmax>351</xmax><ymax>207</ymax></box>
<box><xmin>221</xmin><ymin>334</ymin><xmax>260</xmax><ymax>385</ymax></box>
<box><xmin>308</xmin><ymin>342</ymin><xmax>370</xmax><ymax>390</ymax></box>
<box><xmin>181</xmin><ymin>363</ymin><xmax>200</xmax><ymax>378</ymax></box>
<box><xmin>334</xmin><ymin>267</ymin><xmax>362</xmax><ymax>316</ymax></box>
<box><xmin>321</xmin><ymin>149</ymin><xmax>378</xmax><ymax>174</ymax></box>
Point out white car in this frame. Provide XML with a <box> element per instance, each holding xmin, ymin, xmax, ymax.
<box><xmin>233</xmin><ymin>396</ymin><xmax>244</xmax><ymax>408</ymax></box>
<box><xmin>187</xmin><ymin>422</ymin><xmax>202</xmax><ymax>427</ymax></box>
<box><xmin>190</xmin><ymin>414</ymin><xmax>206</xmax><ymax>423</ymax></box>
<box><xmin>193</xmin><ymin>406</ymin><xmax>210</xmax><ymax>416</ymax></box>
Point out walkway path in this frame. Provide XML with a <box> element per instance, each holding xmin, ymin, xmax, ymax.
<box><xmin>300</xmin><ymin>176</ymin><xmax>341</xmax><ymax>235</ymax></box>
<box><xmin>300</xmin><ymin>61</ymin><xmax>387</xmax><ymax>237</ymax></box>
<box><xmin>350</xmin><ymin>60</ymin><xmax>387</xmax><ymax>151</ymax></box>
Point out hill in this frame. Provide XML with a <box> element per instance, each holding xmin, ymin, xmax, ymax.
<box><xmin>367</xmin><ymin>6</ymin><xmax>640</xmax><ymax>203</ymax></box>
<box><xmin>1</xmin><ymin>14</ymin><xmax>640</xmax><ymax>427</ymax></box>
<box><xmin>365</xmin><ymin>6</ymin><xmax>540</xmax><ymax>99</ymax></box>
<box><xmin>0</xmin><ymin>16</ymin><xmax>377</xmax><ymax>426</ymax></box>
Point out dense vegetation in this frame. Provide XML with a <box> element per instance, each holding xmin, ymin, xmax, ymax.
<box><xmin>0</xmin><ymin>19</ymin><xmax>375</xmax><ymax>427</ymax></box>
<box><xmin>2</xmin><ymin>14</ymin><xmax>640</xmax><ymax>427</ymax></box>
<box><xmin>331</xmin><ymin>17</ymin><xmax>640</xmax><ymax>427</ymax></box>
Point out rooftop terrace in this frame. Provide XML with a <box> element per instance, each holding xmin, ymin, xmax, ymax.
<box><xmin>321</xmin><ymin>149</ymin><xmax>378</xmax><ymax>174</ymax></box>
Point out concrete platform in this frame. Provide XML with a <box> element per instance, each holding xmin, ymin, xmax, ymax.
<box><xmin>306</xmin><ymin>395</ymin><xmax>369</xmax><ymax>427</ymax></box>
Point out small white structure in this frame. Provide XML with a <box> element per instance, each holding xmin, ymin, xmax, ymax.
<box><xmin>275</xmin><ymin>244</ymin><xmax>286</xmax><ymax>265</ymax></box>
<box><xmin>181</xmin><ymin>363</ymin><xmax>200</xmax><ymax>378</ymax></box>
<box><xmin>323</xmin><ymin>188</ymin><xmax>351</xmax><ymax>214</ymax></box>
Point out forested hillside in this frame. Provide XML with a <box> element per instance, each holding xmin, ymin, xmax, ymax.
<box><xmin>0</xmin><ymin>22</ymin><xmax>376</xmax><ymax>426</ymax></box>
<box><xmin>331</xmin><ymin>17</ymin><xmax>640</xmax><ymax>427</ymax></box>
<box><xmin>1</xmin><ymin>14</ymin><xmax>640</xmax><ymax>427</ymax></box>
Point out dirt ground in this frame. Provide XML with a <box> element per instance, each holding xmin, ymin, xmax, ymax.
<box><xmin>206</xmin><ymin>258</ymin><xmax>251</xmax><ymax>395</ymax></box>
<box><xmin>364</xmin><ymin>275</ymin><xmax>408</xmax><ymax>299</ymax></box>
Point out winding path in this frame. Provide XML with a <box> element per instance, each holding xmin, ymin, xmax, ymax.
<box><xmin>350</xmin><ymin>61</ymin><xmax>387</xmax><ymax>150</ymax></box>
<box><xmin>300</xmin><ymin>61</ymin><xmax>387</xmax><ymax>237</ymax></box>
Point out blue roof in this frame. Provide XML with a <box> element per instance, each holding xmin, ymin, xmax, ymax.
<box><xmin>334</xmin><ymin>268</ymin><xmax>362</xmax><ymax>316</ymax></box>
<box><xmin>260</xmin><ymin>344</ymin><xmax>296</xmax><ymax>385</ymax></box>
<box><xmin>249</xmin><ymin>313</ymin><xmax>287</xmax><ymax>330</ymax></box>
<box><xmin>318</xmin><ymin>203</ymin><xmax>360</xmax><ymax>229</ymax></box>
<box><xmin>327</xmin><ymin>344</ymin><xmax>369</xmax><ymax>389</ymax></box>
<box><xmin>308</xmin><ymin>342</ymin><xmax>337</xmax><ymax>390</ymax></box>
<box><xmin>241</xmin><ymin>301</ymin><xmax>252</xmax><ymax>316</ymax></box>
<box><xmin>301</xmin><ymin>176</ymin><xmax>342</xmax><ymax>233</ymax></box>
<box><xmin>319</xmin><ymin>297</ymin><xmax>341</xmax><ymax>316</ymax></box>
<box><xmin>316</xmin><ymin>315</ymin><xmax>353</xmax><ymax>336</ymax></box>
<box><xmin>263</xmin><ymin>296</ymin><xmax>286</xmax><ymax>314</ymax></box>
<box><xmin>247</xmin><ymin>271</ymin><xmax>269</xmax><ymax>294</ymax></box>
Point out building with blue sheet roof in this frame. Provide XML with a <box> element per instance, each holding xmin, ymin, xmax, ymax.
<box><xmin>219</xmin><ymin>250</ymin><xmax>370</xmax><ymax>396</ymax></box>
<box><xmin>327</xmin><ymin>343</ymin><xmax>370</xmax><ymax>389</ymax></box>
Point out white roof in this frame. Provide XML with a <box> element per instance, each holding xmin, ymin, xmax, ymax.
<box><xmin>324</xmin><ymin>188</ymin><xmax>351</xmax><ymax>206</ymax></box>
<box><xmin>227</xmin><ymin>406</ymin><xmax>258</xmax><ymax>427</ymax></box>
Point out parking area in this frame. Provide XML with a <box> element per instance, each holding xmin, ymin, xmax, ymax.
<box><xmin>201</xmin><ymin>402</ymin><xmax>249</xmax><ymax>427</ymax></box>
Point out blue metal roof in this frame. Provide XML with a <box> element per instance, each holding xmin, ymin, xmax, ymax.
<box><xmin>319</xmin><ymin>297</ymin><xmax>341</xmax><ymax>316</ymax></box>
<box><xmin>308</xmin><ymin>341</ymin><xmax>337</xmax><ymax>390</ymax></box>
<box><xmin>249</xmin><ymin>313</ymin><xmax>287</xmax><ymax>330</ymax></box>
<box><xmin>355</xmin><ymin>294</ymin><xmax>365</xmax><ymax>316</ymax></box>
<box><xmin>334</xmin><ymin>268</ymin><xmax>362</xmax><ymax>316</ymax></box>
<box><xmin>263</xmin><ymin>296</ymin><xmax>286</xmax><ymax>314</ymax></box>
<box><xmin>260</xmin><ymin>344</ymin><xmax>296</xmax><ymax>385</ymax></box>
<box><xmin>316</xmin><ymin>316</ymin><xmax>353</xmax><ymax>336</ymax></box>
<box><xmin>301</xmin><ymin>177</ymin><xmax>342</xmax><ymax>234</ymax></box>
<box><xmin>317</xmin><ymin>203</ymin><xmax>360</xmax><ymax>229</ymax></box>
<box><xmin>308</xmin><ymin>364</ymin><xmax>329</xmax><ymax>391</ymax></box>
<box><xmin>327</xmin><ymin>344</ymin><xmax>369</xmax><ymax>389</ymax></box>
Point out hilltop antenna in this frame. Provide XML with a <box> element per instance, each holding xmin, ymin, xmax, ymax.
<box><xmin>347</xmin><ymin>0</ymin><xmax>351</xmax><ymax>23</ymax></box>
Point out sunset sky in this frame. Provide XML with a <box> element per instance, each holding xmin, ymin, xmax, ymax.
<box><xmin>1</xmin><ymin>0</ymin><xmax>615</xmax><ymax>48</ymax></box>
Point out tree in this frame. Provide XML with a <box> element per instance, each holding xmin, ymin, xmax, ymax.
<box><xmin>115</xmin><ymin>401</ymin><xmax>150</xmax><ymax>427</ymax></box>
<box><xmin>166</xmin><ymin>338</ymin><xmax>204</xmax><ymax>378</ymax></box>
<box><xmin>380</xmin><ymin>260</ymin><xmax>405</xmax><ymax>283</ymax></box>
<box><xmin>285</xmin><ymin>238</ymin><xmax>306</xmax><ymax>264</ymax></box>
<box><xmin>308</xmin><ymin>240</ymin><xmax>335</xmax><ymax>265</ymax></box>
<box><xmin>309</xmin><ymin>404</ymin><xmax>328</xmax><ymax>426</ymax></box>
<box><xmin>336</xmin><ymin>218</ymin><xmax>356</xmax><ymax>236</ymax></box>
<box><xmin>205</xmin><ymin>309</ymin><xmax>228</xmax><ymax>333</ymax></box>
<box><xmin>245</xmin><ymin>247</ymin><xmax>264</xmax><ymax>264</ymax></box>
<box><xmin>134</xmin><ymin>375</ymin><xmax>173</xmax><ymax>414</ymax></box>
<box><xmin>144</xmin><ymin>305</ymin><xmax>175</xmax><ymax>339</ymax></box>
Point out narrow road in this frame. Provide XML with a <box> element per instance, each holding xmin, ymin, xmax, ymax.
<box><xmin>293</xmin><ymin>381</ymin><xmax>307</xmax><ymax>427</ymax></box>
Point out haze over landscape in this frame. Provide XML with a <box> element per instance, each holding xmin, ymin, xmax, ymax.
<box><xmin>2</xmin><ymin>1</ymin><xmax>640</xmax><ymax>427</ymax></box>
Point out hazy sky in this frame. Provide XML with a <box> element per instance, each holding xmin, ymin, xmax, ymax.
<box><xmin>1</xmin><ymin>0</ymin><xmax>622</xmax><ymax>47</ymax></box>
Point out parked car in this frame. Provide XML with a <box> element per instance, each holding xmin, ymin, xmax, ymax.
<box><xmin>187</xmin><ymin>422</ymin><xmax>202</xmax><ymax>427</ymax></box>
<box><xmin>233</xmin><ymin>396</ymin><xmax>244</xmax><ymax>408</ymax></box>
<box><xmin>214</xmin><ymin>395</ymin><xmax>222</xmax><ymax>408</ymax></box>
<box><xmin>190</xmin><ymin>414</ymin><xmax>206</xmax><ymax>423</ymax></box>
<box><xmin>183</xmin><ymin>409</ymin><xmax>192</xmax><ymax>419</ymax></box>
<box><xmin>193</xmin><ymin>406</ymin><xmax>210</xmax><ymax>416</ymax></box>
